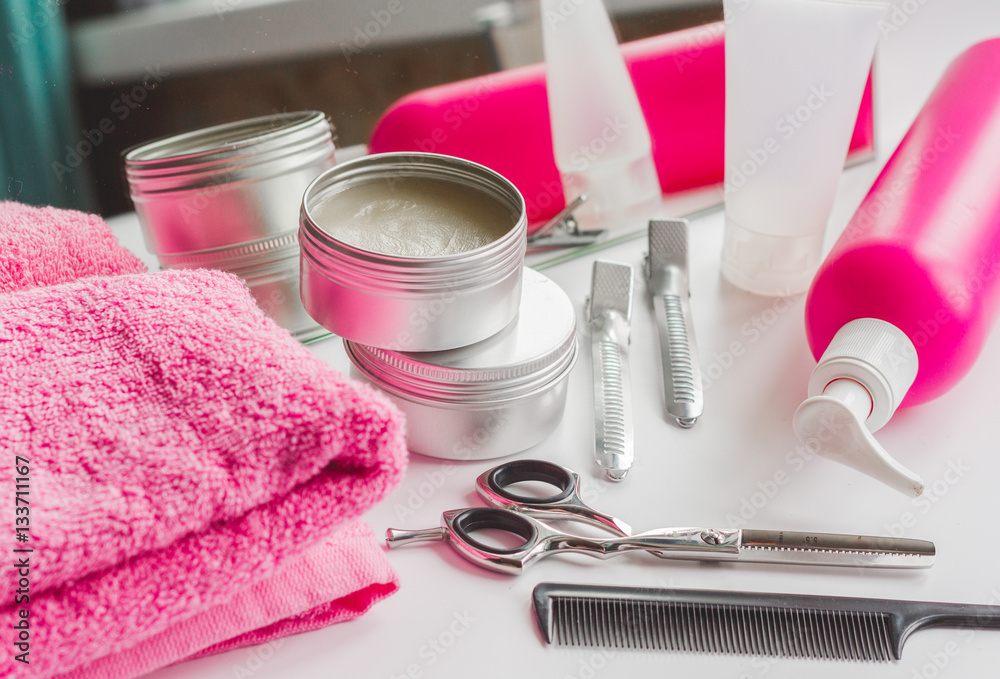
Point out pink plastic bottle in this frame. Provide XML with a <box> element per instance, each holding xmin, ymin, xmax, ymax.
<box><xmin>793</xmin><ymin>38</ymin><xmax>1000</xmax><ymax>497</ymax></box>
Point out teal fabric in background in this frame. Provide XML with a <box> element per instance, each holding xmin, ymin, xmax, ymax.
<box><xmin>1</xmin><ymin>0</ymin><xmax>94</xmax><ymax>210</ymax></box>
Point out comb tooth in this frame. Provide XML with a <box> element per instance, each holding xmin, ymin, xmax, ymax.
<box><xmin>701</xmin><ymin>604</ymin><xmax>713</xmax><ymax>654</ymax></box>
<box><xmin>648</xmin><ymin>600</ymin><xmax>660</xmax><ymax>650</ymax></box>
<box><xmin>859</xmin><ymin>612</ymin><xmax>876</xmax><ymax>661</ymax></box>
<box><xmin>736</xmin><ymin>606</ymin><xmax>749</xmax><ymax>655</ymax></box>
<box><xmin>553</xmin><ymin>599</ymin><xmax>579</xmax><ymax>646</ymax></box>
<box><xmin>857</xmin><ymin>612</ymin><xmax>872</xmax><ymax>661</ymax></box>
<box><xmin>821</xmin><ymin>610</ymin><xmax>836</xmax><ymax>659</ymax></box>
<box><xmin>664</xmin><ymin>601</ymin><xmax>678</xmax><ymax>651</ymax></box>
<box><xmin>769</xmin><ymin>608</ymin><xmax>786</xmax><ymax>657</ymax></box>
<box><xmin>791</xmin><ymin>609</ymin><xmax>805</xmax><ymax>657</ymax></box>
<box><xmin>738</xmin><ymin>605</ymin><xmax>753</xmax><ymax>656</ymax></box>
<box><xmin>570</xmin><ymin>597</ymin><xmax>580</xmax><ymax>646</ymax></box>
<box><xmin>745</xmin><ymin>605</ymin><xmax>761</xmax><ymax>656</ymax></box>
<box><xmin>720</xmin><ymin>604</ymin><xmax>735</xmax><ymax>654</ymax></box>
<box><xmin>616</xmin><ymin>599</ymin><xmax>625</xmax><ymax>649</ymax></box>
<box><xmin>850</xmin><ymin>611</ymin><xmax>868</xmax><ymax>661</ymax></box>
<box><xmin>689</xmin><ymin>602</ymin><xmax>702</xmax><ymax>653</ymax></box>
<box><xmin>555</xmin><ymin>598</ymin><xmax>564</xmax><ymax>645</ymax></box>
<box><xmin>593</xmin><ymin>598</ymin><xmax>604</xmax><ymax>648</ymax></box>
<box><xmin>640</xmin><ymin>600</ymin><xmax>653</xmax><ymax>650</ymax></box>
<box><xmin>876</xmin><ymin>613</ymin><xmax>892</xmax><ymax>661</ymax></box>
<box><xmin>607</xmin><ymin>599</ymin><xmax>617</xmax><ymax>649</ymax></box>
<box><xmin>759</xmin><ymin>607</ymin><xmax>776</xmax><ymax>657</ymax></box>
<box><xmin>837</xmin><ymin>611</ymin><xmax>853</xmax><ymax>661</ymax></box>
<box><xmin>793</xmin><ymin>609</ymin><xmax>807</xmax><ymax>658</ymax></box>
<box><xmin>680</xmin><ymin>602</ymin><xmax>694</xmax><ymax>652</ymax></box>
<box><xmin>854</xmin><ymin>611</ymin><xmax>871</xmax><ymax>661</ymax></box>
<box><xmin>711</xmin><ymin>604</ymin><xmax>725</xmax><ymax>654</ymax></box>
<box><xmin>803</xmin><ymin>609</ymin><xmax>821</xmax><ymax>659</ymax></box>
<box><xmin>877</xmin><ymin>613</ymin><xmax>894</xmax><ymax>662</ymax></box>
<box><xmin>556</xmin><ymin>598</ymin><xmax>567</xmax><ymax>645</ymax></box>
<box><xmin>774</xmin><ymin>607</ymin><xmax>791</xmax><ymax>657</ymax></box>
<box><xmin>830</xmin><ymin>611</ymin><xmax>845</xmax><ymax>660</ymax></box>
<box><xmin>698</xmin><ymin>603</ymin><xmax>710</xmax><ymax>653</ymax></box>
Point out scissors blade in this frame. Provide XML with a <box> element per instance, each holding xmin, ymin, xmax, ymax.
<box><xmin>738</xmin><ymin>529</ymin><xmax>935</xmax><ymax>568</ymax></box>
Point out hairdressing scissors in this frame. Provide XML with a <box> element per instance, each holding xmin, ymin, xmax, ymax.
<box><xmin>385</xmin><ymin>459</ymin><xmax>935</xmax><ymax>575</ymax></box>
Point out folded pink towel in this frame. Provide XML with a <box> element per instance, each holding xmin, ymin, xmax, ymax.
<box><xmin>59</xmin><ymin>522</ymin><xmax>396</xmax><ymax>679</ymax></box>
<box><xmin>0</xmin><ymin>269</ymin><xmax>407</xmax><ymax>678</ymax></box>
<box><xmin>0</xmin><ymin>201</ymin><xmax>147</xmax><ymax>293</ymax></box>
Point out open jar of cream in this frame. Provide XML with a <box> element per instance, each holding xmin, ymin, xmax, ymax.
<box><xmin>345</xmin><ymin>267</ymin><xmax>577</xmax><ymax>460</ymax></box>
<box><xmin>300</xmin><ymin>152</ymin><xmax>527</xmax><ymax>351</ymax></box>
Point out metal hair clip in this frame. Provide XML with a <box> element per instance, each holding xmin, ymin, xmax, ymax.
<box><xmin>645</xmin><ymin>219</ymin><xmax>703</xmax><ymax>427</ymax></box>
<box><xmin>526</xmin><ymin>194</ymin><xmax>605</xmax><ymax>252</ymax></box>
<box><xmin>586</xmin><ymin>260</ymin><xmax>634</xmax><ymax>481</ymax></box>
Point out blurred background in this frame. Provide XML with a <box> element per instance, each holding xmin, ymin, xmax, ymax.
<box><xmin>0</xmin><ymin>0</ymin><xmax>721</xmax><ymax>216</ymax></box>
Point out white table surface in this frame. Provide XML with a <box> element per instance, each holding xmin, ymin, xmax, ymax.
<box><xmin>107</xmin><ymin>2</ymin><xmax>1000</xmax><ymax>676</ymax></box>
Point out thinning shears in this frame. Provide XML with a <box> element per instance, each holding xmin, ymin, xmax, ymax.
<box><xmin>385</xmin><ymin>459</ymin><xmax>935</xmax><ymax>575</ymax></box>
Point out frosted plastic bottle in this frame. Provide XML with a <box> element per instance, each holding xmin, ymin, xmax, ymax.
<box><xmin>720</xmin><ymin>0</ymin><xmax>888</xmax><ymax>296</ymax></box>
<box><xmin>540</xmin><ymin>0</ymin><xmax>661</xmax><ymax>232</ymax></box>
<box><xmin>793</xmin><ymin>38</ymin><xmax>1000</xmax><ymax>496</ymax></box>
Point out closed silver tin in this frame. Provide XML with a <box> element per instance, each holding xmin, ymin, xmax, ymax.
<box><xmin>346</xmin><ymin>267</ymin><xmax>577</xmax><ymax>460</ymax></box>
<box><xmin>300</xmin><ymin>152</ymin><xmax>527</xmax><ymax>352</ymax></box>
<box><xmin>124</xmin><ymin>111</ymin><xmax>336</xmax><ymax>342</ymax></box>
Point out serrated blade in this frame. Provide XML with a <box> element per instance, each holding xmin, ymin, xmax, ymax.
<box><xmin>739</xmin><ymin>529</ymin><xmax>936</xmax><ymax>568</ymax></box>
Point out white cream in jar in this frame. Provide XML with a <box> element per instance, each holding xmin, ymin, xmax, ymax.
<box><xmin>310</xmin><ymin>176</ymin><xmax>515</xmax><ymax>257</ymax></box>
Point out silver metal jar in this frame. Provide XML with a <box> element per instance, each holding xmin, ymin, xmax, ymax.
<box><xmin>300</xmin><ymin>152</ymin><xmax>527</xmax><ymax>352</ymax></box>
<box><xmin>346</xmin><ymin>267</ymin><xmax>577</xmax><ymax>460</ymax></box>
<box><xmin>124</xmin><ymin>111</ymin><xmax>335</xmax><ymax>342</ymax></box>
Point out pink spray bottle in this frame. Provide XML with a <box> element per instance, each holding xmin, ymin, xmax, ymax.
<box><xmin>793</xmin><ymin>38</ymin><xmax>1000</xmax><ymax>496</ymax></box>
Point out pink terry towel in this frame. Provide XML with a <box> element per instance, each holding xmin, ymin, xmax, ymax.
<box><xmin>0</xmin><ymin>269</ymin><xmax>408</xmax><ymax>678</ymax></box>
<box><xmin>0</xmin><ymin>201</ymin><xmax>147</xmax><ymax>292</ymax></box>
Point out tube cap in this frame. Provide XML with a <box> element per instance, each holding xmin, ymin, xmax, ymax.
<box><xmin>721</xmin><ymin>216</ymin><xmax>825</xmax><ymax>296</ymax></box>
<box><xmin>793</xmin><ymin>319</ymin><xmax>923</xmax><ymax>496</ymax></box>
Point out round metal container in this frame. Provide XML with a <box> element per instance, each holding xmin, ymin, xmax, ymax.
<box><xmin>300</xmin><ymin>152</ymin><xmax>527</xmax><ymax>352</ymax></box>
<box><xmin>124</xmin><ymin>111</ymin><xmax>336</xmax><ymax>342</ymax></box>
<box><xmin>346</xmin><ymin>267</ymin><xmax>577</xmax><ymax>460</ymax></box>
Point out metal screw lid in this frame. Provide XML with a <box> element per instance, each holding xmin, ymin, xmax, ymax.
<box><xmin>346</xmin><ymin>268</ymin><xmax>577</xmax><ymax>402</ymax></box>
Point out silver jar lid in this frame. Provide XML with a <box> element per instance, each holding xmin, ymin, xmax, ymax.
<box><xmin>124</xmin><ymin>111</ymin><xmax>335</xmax><ymax>196</ymax></box>
<box><xmin>346</xmin><ymin>267</ymin><xmax>577</xmax><ymax>403</ymax></box>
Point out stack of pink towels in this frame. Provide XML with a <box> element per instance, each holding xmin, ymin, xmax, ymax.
<box><xmin>0</xmin><ymin>203</ymin><xmax>408</xmax><ymax>678</ymax></box>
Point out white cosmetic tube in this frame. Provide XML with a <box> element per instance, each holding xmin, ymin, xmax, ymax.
<box><xmin>721</xmin><ymin>0</ymin><xmax>888</xmax><ymax>296</ymax></box>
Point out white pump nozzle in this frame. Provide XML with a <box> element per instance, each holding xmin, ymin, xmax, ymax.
<box><xmin>792</xmin><ymin>318</ymin><xmax>923</xmax><ymax>496</ymax></box>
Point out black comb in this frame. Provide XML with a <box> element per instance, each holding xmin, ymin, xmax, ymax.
<box><xmin>533</xmin><ymin>583</ymin><xmax>1000</xmax><ymax>661</ymax></box>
